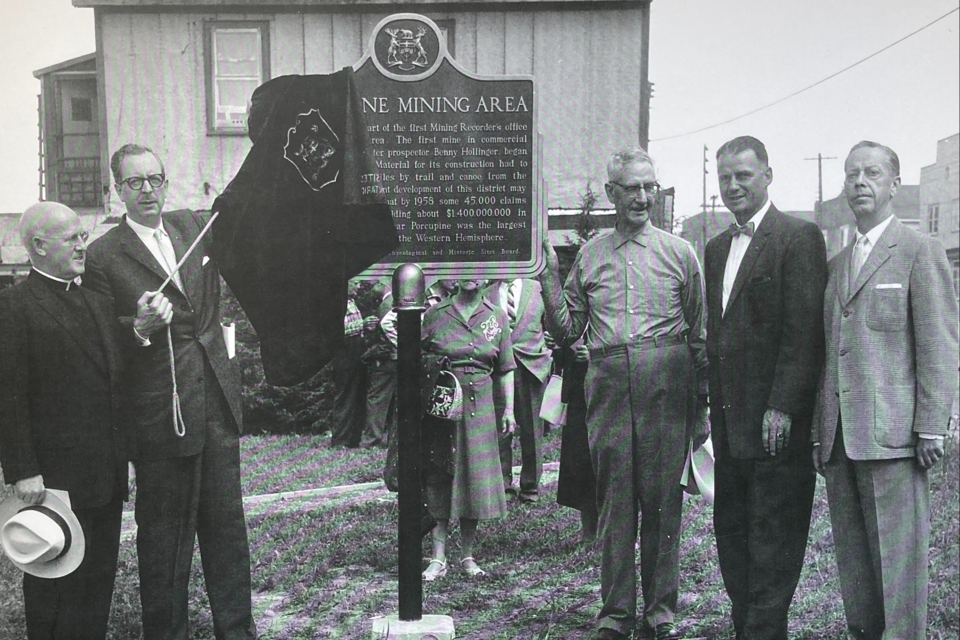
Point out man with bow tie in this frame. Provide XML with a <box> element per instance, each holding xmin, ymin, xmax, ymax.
<box><xmin>84</xmin><ymin>144</ymin><xmax>255</xmax><ymax>639</ymax></box>
<box><xmin>703</xmin><ymin>135</ymin><xmax>828</xmax><ymax>640</ymax></box>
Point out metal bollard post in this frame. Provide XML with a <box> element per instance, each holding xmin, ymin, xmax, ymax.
<box><xmin>393</xmin><ymin>264</ymin><xmax>426</xmax><ymax>621</ymax></box>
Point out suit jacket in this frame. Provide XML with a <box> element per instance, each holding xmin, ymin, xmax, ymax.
<box><xmin>814</xmin><ymin>217</ymin><xmax>959</xmax><ymax>461</ymax></box>
<box><xmin>486</xmin><ymin>279</ymin><xmax>553</xmax><ymax>383</ymax></box>
<box><xmin>0</xmin><ymin>272</ymin><xmax>127</xmax><ymax>509</ymax></box>
<box><xmin>84</xmin><ymin>210</ymin><xmax>243</xmax><ymax>461</ymax></box>
<box><xmin>705</xmin><ymin>206</ymin><xmax>828</xmax><ymax>459</ymax></box>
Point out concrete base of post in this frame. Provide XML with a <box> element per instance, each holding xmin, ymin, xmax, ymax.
<box><xmin>369</xmin><ymin>614</ymin><xmax>455</xmax><ymax>639</ymax></box>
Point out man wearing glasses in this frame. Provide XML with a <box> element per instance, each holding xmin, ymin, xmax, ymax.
<box><xmin>540</xmin><ymin>148</ymin><xmax>709</xmax><ymax>640</ymax></box>
<box><xmin>84</xmin><ymin>144</ymin><xmax>255</xmax><ymax>639</ymax></box>
<box><xmin>0</xmin><ymin>202</ymin><xmax>128</xmax><ymax>639</ymax></box>
<box><xmin>704</xmin><ymin>136</ymin><xmax>827</xmax><ymax>640</ymax></box>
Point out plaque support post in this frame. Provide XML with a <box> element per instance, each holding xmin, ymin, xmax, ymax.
<box><xmin>393</xmin><ymin>264</ymin><xmax>425</xmax><ymax>621</ymax></box>
<box><xmin>372</xmin><ymin>265</ymin><xmax>454</xmax><ymax>638</ymax></box>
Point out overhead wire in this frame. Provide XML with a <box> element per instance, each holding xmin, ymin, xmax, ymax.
<box><xmin>651</xmin><ymin>6</ymin><xmax>960</xmax><ymax>142</ymax></box>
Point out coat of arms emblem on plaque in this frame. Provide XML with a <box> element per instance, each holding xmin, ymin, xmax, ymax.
<box><xmin>283</xmin><ymin>109</ymin><xmax>340</xmax><ymax>191</ymax></box>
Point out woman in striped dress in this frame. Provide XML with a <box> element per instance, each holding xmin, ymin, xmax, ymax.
<box><xmin>421</xmin><ymin>278</ymin><xmax>517</xmax><ymax>580</ymax></box>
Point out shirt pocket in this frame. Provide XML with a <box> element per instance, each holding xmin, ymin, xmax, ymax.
<box><xmin>865</xmin><ymin>288</ymin><xmax>907</xmax><ymax>332</ymax></box>
<box><xmin>642</xmin><ymin>276</ymin><xmax>681</xmax><ymax>321</ymax></box>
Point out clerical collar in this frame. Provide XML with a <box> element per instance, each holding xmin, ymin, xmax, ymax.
<box><xmin>33</xmin><ymin>267</ymin><xmax>79</xmax><ymax>291</ymax></box>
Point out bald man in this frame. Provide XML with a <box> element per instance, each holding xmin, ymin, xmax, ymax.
<box><xmin>0</xmin><ymin>203</ymin><xmax>128</xmax><ymax>638</ymax></box>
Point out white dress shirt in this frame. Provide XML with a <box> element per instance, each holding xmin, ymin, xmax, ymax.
<box><xmin>125</xmin><ymin>217</ymin><xmax>183</xmax><ymax>292</ymax></box>
<box><xmin>851</xmin><ymin>213</ymin><xmax>894</xmax><ymax>278</ymax></box>
<box><xmin>722</xmin><ymin>200</ymin><xmax>772</xmax><ymax>315</ymax></box>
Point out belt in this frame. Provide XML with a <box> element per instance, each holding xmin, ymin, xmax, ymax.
<box><xmin>589</xmin><ymin>334</ymin><xmax>685</xmax><ymax>360</ymax></box>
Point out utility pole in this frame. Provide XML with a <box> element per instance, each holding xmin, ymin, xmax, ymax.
<box><xmin>701</xmin><ymin>144</ymin><xmax>709</xmax><ymax>257</ymax></box>
<box><xmin>805</xmin><ymin>153</ymin><xmax>836</xmax><ymax>229</ymax></box>
<box><xmin>710</xmin><ymin>194</ymin><xmax>718</xmax><ymax>214</ymax></box>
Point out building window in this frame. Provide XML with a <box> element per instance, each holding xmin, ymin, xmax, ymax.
<box><xmin>928</xmin><ymin>204</ymin><xmax>939</xmax><ymax>234</ymax></box>
<box><xmin>71</xmin><ymin>97</ymin><xmax>92</xmax><ymax>122</ymax></box>
<box><xmin>204</xmin><ymin>21</ymin><xmax>270</xmax><ymax>134</ymax></box>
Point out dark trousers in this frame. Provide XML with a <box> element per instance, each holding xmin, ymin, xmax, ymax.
<box><xmin>329</xmin><ymin>335</ymin><xmax>366</xmax><ymax>447</ymax></box>
<box><xmin>714</xmin><ymin>442</ymin><xmax>816</xmax><ymax>640</ymax></box>
<box><xmin>499</xmin><ymin>365</ymin><xmax>546</xmax><ymax>497</ymax></box>
<box><xmin>134</xmin><ymin>376</ymin><xmax>255</xmax><ymax>640</ymax></box>
<box><xmin>23</xmin><ymin>499</ymin><xmax>123</xmax><ymax>640</ymax></box>
<box><xmin>362</xmin><ymin>358</ymin><xmax>396</xmax><ymax>448</ymax></box>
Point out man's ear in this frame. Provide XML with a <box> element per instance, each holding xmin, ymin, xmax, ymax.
<box><xmin>114</xmin><ymin>182</ymin><xmax>122</xmax><ymax>198</ymax></box>
<box><xmin>765</xmin><ymin>166</ymin><xmax>773</xmax><ymax>186</ymax></box>
<box><xmin>32</xmin><ymin>237</ymin><xmax>47</xmax><ymax>257</ymax></box>
<box><xmin>605</xmin><ymin>182</ymin><xmax>616</xmax><ymax>205</ymax></box>
<box><xmin>890</xmin><ymin>175</ymin><xmax>901</xmax><ymax>197</ymax></box>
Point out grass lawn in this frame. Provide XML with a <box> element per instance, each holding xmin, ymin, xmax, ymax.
<box><xmin>1</xmin><ymin>428</ymin><xmax>957</xmax><ymax>639</ymax></box>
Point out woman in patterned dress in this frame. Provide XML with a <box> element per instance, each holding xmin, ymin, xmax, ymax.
<box><xmin>421</xmin><ymin>278</ymin><xmax>517</xmax><ymax>580</ymax></box>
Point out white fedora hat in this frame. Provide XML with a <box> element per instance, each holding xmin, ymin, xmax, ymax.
<box><xmin>682</xmin><ymin>438</ymin><xmax>716</xmax><ymax>505</ymax></box>
<box><xmin>0</xmin><ymin>491</ymin><xmax>85</xmax><ymax>578</ymax></box>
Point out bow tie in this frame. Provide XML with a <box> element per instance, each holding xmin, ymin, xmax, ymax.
<box><xmin>729</xmin><ymin>221</ymin><xmax>755</xmax><ymax>237</ymax></box>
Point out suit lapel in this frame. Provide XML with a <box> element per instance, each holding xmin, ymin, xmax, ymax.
<box><xmin>118</xmin><ymin>219</ymin><xmax>174</xmax><ymax>289</ymax></box>
<box><xmin>28</xmin><ymin>275</ymin><xmax>107</xmax><ymax>374</ymax></box>
<box><xmin>164</xmin><ymin>215</ymin><xmax>201</xmax><ymax>308</ymax></box>
<box><xmin>836</xmin><ymin>244</ymin><xmax>855</xmax><ymax>307</ymax></box>
<box><xmin>725</xmin><ymin>208</ymin><xmax>777</xmax><ymax>316</ymax></box>
<box><xmin>848</xmin><ymin>219</ymin><xmax>899</xmax><ymax>301</ymax></box>
<box><xmin>514</xmin><ymin>280</ymin><xmax>530</xmax><ymax>326</ymax></box>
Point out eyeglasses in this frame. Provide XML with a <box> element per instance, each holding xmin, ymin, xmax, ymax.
<box><xmin>611</xmin><ymin>181</ymin><xmax>661</xmax><ymax>198</ymax></box>
<box><xmin>42</xmin><ymin>231</ymin><xmax>89</xmax><ymax>246</ymax></box>
<box><xmin>117</xmin><ymin>174</ymin><xmax>166</xmax><ymax>191</ymax></box>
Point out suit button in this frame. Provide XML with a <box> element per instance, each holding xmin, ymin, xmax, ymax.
<box><xmin>719</xmin><ymin>355</ymin><xmax>725</xmax><ymax>361</ymax></box>
<box><xmin>197</xmin><ymin>377</ymin><xmax>203</xmax><ymax>383</ymax></box>
<box><xmin>839</xmin><ymin>349</ymin><xmax>847</xmax><ymax>356</ymax></box>
<box><xmin>842</xmin><ymin>310</ymin><xmax>850</xmax><ymax>318</ymax></box>
<box><xmin>835</xmin><ymin>392</ymin><xmax>840</xmax><ymax>397</ymax></box>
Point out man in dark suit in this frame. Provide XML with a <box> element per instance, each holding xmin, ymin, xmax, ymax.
<box><xmin>488</xmin><ymin>279</ymin><xmax>553</xmax><ymax>502</ymax></box>
<box><xmin>813</xmin><ymin>141</ymin><xmax>958</xmax><ymax>640</ymax></box>
<box><xmin>704</xmin><ymin>136</ymin><xmax>827</xmax><ymax>640</ymax></box>
<box><xmin>0</xmin><ymin>202</ymin><xmax>128</xmax><ymax>639</ymax></box>
<box><xmin>84</xmin><ymin>144</ymin><xmax>256</xmax><ymax>640</ymax></box>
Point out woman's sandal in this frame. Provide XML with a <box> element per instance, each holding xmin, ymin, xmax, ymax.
<box><xmin>422</xmin><ymin>558</ymin><xmax>447</xmax><ymax>581</ymax></box>
<box><xmin>459</xmin><ymin>556</ymin><xmax>486</xmax><ymax>577</ymax></box>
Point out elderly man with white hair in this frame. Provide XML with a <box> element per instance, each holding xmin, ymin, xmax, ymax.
<box><xmin>0</xmin><ymin>202</ymin><xmax>128</xmax><ymax>639</ymax></box>
<box><xmin>540</xmin><ymin>148</ymin><xmax>709</xmax><ymax>640</ymax></box>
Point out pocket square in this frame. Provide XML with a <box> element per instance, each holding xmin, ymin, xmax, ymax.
<box><xmin>202</xmin><ymin>256</ymin><xmax>210</xmax><ymax>266</ymax></box>
<box><xmin>875</xmin><ymin>283</ymin><xmax>902</xmax><ymax>289</ymax></box>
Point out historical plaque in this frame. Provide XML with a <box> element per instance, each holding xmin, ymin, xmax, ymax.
<box><xmin>354</xmin><ymin>14</ymin><xmax>543</xmax><ymax>278</ymax></box>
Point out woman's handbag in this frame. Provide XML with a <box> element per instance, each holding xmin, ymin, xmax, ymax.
<box><xmin>426</xmin><ymin>370</ymin><xmax>463</xmax><ymax>421</ymax></box>
<box><xmin>539</xmin><ymin>365</ymin><xmax>567</xmax><ymax>426</ymax></box>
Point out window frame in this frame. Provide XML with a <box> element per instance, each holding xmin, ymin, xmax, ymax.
<box><xmin>928</xmin><ymin>204</ymin><xmax>940</xmax><ymax>235</ymax></box>
<box><xmin>204</xmin><ymin>20</ymin><xmax>271</xmax><ymax>136</ymax></box>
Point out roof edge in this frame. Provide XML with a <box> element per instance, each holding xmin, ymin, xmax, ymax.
<box><xmin>33</xmin><ymin>52</ymin><xmax>97</xmax><ymax>79</ymax></box>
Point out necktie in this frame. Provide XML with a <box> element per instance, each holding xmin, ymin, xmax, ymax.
<box><xmin>729</xmin><ymin>221</ymin><xmax>755</xmax><ymax>237</ymax></box>
<box><xmin>506</xmin><ymin>280</ymin><xmax>520</xmax><ymax>324</ymax></box>
<box><xmin>849</xmin><ymin>236</ymin><xmax>870</xmax><ymax>291</ymax></box>
<box><xmin>154</xmin><ymin>228</ymin><xmax>184</xmax><ymax>291</ymax></box>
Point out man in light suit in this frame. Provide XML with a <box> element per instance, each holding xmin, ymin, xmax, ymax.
<box><xmin>813</xmin><ymin>141</ymin><xmax>958</xmax><ymax>640</ymax></box>
<box><xmin>488</xmin><ymin>279</ymin><xmax>553</xmax><ymax>502</ymax></box>
<box><xmin>0</xmin><ymin>202</ymin><xmax>128</xmax><ymax>639</ymax></box>
<box><xmin>704</xmin><ymin>136</ymin><xmax>827</xmax><ymax>640</ymax></box>
<box><xmin>84</xmin><ymin>144</ymin><xmax>256</xmax><ymax>640</ymax></box>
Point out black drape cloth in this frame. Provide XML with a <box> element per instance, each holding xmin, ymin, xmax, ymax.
<box><xmin>212</xmin><ymin>68</ymin><xmax>398</xmax><ymax>386</ymax></box>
